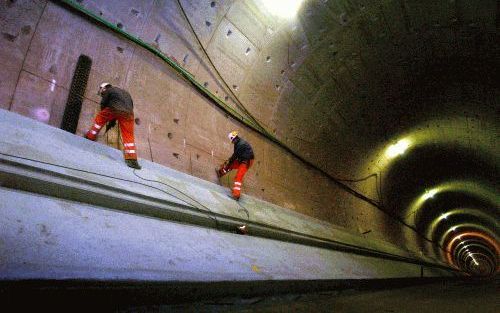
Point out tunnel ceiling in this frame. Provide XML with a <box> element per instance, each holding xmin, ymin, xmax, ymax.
<box><xmin>184</xmin><ymin>0</ymin><xmax>499</xmax><ymax>276</ymax></box>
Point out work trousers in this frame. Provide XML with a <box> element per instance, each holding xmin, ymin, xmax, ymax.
<box><xmin>224</xmin><ymin>159</ymin><xmax>254</xmax><ymax>199</ymax></box>
<box><xmin>85</xmin><ymin>107</ymin><xmax>137</xmax><ymax>160</ymax></box>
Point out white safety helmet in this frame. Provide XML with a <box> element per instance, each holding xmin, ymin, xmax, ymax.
<box><xmin>98</xmin><ymin>82</ymin><xmax>111</xmax><ymax>95</ymax></box>
<box><xmin>228</xmin><ymin>130</ymin><xmax>238</xmax><ymax>142</ymax></box>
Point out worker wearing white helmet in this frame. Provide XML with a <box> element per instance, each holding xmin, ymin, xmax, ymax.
<box><xmin>85</xmin><ymin>82</ymin><xmax>141</xmax><ymax>169</ymax></box>
<box><xmin>217</xmin><ymin>130</ymin><xmax>255</xmax><ymax>201</ymax></box>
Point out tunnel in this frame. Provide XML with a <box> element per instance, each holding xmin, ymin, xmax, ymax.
<box><xmin>0</xmin><ymin>0</ymin><xmax>498</xmax><ymax>311</ymax></box>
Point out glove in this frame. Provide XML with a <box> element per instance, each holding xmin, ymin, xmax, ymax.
<box><xmin>217</xmin><ymin>161</ymin><xmax>229</xmax><ymax>177</ymax></box>
<box><xmin>104</xmin><ymin>120</ymin><xmax>117</xmax><ymax>133</ymax></box>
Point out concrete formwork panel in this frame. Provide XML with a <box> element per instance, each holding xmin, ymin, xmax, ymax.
<box><xmin>10</xmin><ymin>70</ymin><xmax>68</xmax><ymax>127</ymax></box>
<box><xmin>78</xmin><ymin>0</ymin><xmax>154</xmax><ymax>35</ymax></box>
<box><xmin>178</xmin><ymin>0</ymin><xmax>234</xmax><ymax>48</ymax></box>
<box><xmin>23</xmin><ymin>3</ymin><xmax>134</xmax><ymax>94</ymax></box>
<box><xmin>0</xmin><ymin>0</ymin><xmax>46</xmax><ymax>108</ymax></box>
<box><xmin>226</xmin><ymin>0</ymin><xmax>273</xmax><ymax>50</ymax></box>
<box><xmin>207</xmin><ymin>17</ymin><xmax>259</xmax><ymax>69</ymax></box>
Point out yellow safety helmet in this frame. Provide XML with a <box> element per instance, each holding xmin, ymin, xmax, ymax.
<box><xmin>228</xmin><ymin>130</ymin><xmax>238</xmax><ymax>141</ymax></box>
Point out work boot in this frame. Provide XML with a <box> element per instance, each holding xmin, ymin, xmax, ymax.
<box><xmin>237</xmin><ymin>225</ymin><xmax>248</xmax><ymax>235</ymax></box>
<box><xmin>84</xmin><ymin>134</ymin><xmax>96</xmax><ymax>141</ymax></box>
<box><xmin>125</xmin><ymin>159</ymin><xmax>141</xmax><ymax>170</ymax></box>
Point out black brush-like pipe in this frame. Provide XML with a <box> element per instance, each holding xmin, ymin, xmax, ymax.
<box><xmin>61</xmin><ymin>54</ymin><xmax>92</xmax><ymax>133</ymax></box>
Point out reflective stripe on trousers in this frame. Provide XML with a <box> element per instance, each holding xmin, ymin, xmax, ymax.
<box><xmin>228</xmin><ymin>159</ymin><xmax>254</xmax><ymax>198</ymax></box>
<box><xmin>85</xmin><ymin>107</ymin><xmax>138</xmax><ymax>160</ymax></box>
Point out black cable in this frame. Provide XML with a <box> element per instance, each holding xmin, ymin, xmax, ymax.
<box><xmin>175</xmin><ymin>0</ymin><xmax>269</xmax><ymax>136</ymax></box>
<box><xmin>337</xmin><ymin>172</ymin><xmax>385</xmax><ymax>205</ymax></box>
<box><xmin>131</xmin><ymin>168</ymin><xmax>221</xmax><ymax>228</ymax></box>
<box><xmin>337</xmin><ymin>172</ymin><xmax>382</xmax><ymax>203</ymax></box>
<box><xmin>336</xmin><ymin>173</ymin><xmax>378</xmax><ymax>183</ymax></box>
<box><xmin>235</xmin><ymin>201</ymin><xmax>250</xmax><ymax>220</ymax></box>
<box><xmin>377</xmin><ymin>171</ymin><xmax>384</xmax><ymax>206</ymax></box>
<box><xmin>0</xmin><ymin>151</ymin><xmax>220</xmax><ymax>227</ymax></box>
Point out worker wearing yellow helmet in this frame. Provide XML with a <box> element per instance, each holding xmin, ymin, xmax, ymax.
<box><xmin>217</xmin><ymin>130</ymin><xmax>255</xmax><ymax>201</ymax></box>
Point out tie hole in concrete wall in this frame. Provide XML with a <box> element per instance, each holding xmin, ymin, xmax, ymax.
<box><xmin>339</xmin><ymin>13</ymin><xmax>348</xmax><ymax>26</ymax></box>
<box><xmin>2</xmin><ymin>32</ymin><xmax>17</xmax><ymax>42</ymax></box>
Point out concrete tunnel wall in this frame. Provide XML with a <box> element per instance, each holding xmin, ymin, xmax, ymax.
<box><xmin>1</xmin><ymin>0</ymin><xmax>498</xmax><ymax>270</ymax></box>
<box><xmin>0</xmin><ymin>0</ymin><xmax>410</xmax><ymax>252</ymax></box>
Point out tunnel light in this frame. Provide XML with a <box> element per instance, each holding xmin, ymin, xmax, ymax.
<box><xmin>260</xmin><ymin>0</ymin><xmax>305</xmax><ymax>18</ymax></box>
<box><xmin>439</xmin><ymin>213</ymin><xmax>450</xmax><ymax>221</ymax></box>
<box><xmin>385</xmin><ymin>139</ymin><xmax>410</xmax><ymax>158</ymax></box>
<box><xmin>422</xmin><ymin>188</ymin><xmax>438</xmax><ymax>200</ymax></box>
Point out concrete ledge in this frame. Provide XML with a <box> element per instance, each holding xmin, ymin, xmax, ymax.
<box><xmin>0</xmin><ymin>109</ymin><xmax>457</xmax><ymax>283</ymax></box>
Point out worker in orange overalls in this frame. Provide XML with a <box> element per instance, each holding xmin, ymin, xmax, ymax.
<box><xmin>217</xmin><ymin>131</ymin><xmax>254</xmax><ymax>201</ymax></box>
<box><xmin>85</xmin><ymin>83</ymin><xmax>141</xmax><ymax>169</ymax></box>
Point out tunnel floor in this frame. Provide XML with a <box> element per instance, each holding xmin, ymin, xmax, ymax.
<box><xmin>118</xmin><ymin>279</ymin><xmax>498</xmax><ymax>313</ymax></box>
